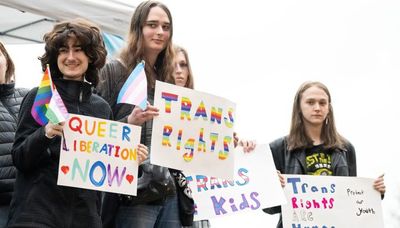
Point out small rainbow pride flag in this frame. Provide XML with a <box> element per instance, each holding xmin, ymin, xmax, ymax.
<box><xmin>31</xmin><ymin>65</ymin><xmax>69</xmax><ymax>125</ymax></box>
<box><xmin>31</xmin><ymin>66</ymin><xmax>52</xmax><ymax>126</ymax></box>
<box><xmin>117</xmin><ymin>61</ymin><xmax>148</xmax><ymax>110</ymax></box>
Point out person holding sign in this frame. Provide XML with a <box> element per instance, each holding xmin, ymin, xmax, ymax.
<box><xmin>97</xmin><ymin>1</ymin><xmax>183</xmax><ymax>228</ymax></box>
<box><xmin>173</xmin><ymin>45</ymin><xmax>256</xmax><ymax>227</ymax></box>
<box><xmin>7</xmin><ymin>19</ymin><xmax>148</xmax><ymax>228</ymax></box>
<box><xmin>264</xmin><ymin>81</ymin><xmax>386</xmax><ymax>228</ymax></box>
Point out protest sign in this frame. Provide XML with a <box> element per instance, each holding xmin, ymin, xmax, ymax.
<box><xmin>187</xmin><ymin>144</ymin><xmax>286</xmax><ymax>220</ymax></box>
<box><xmin>282</xmin><ymin>175</ymin><xmax>384</xmax><ymax>228</ymax></box>
<box><xmin>151</xmin><ymin>81</ymin><xmax>236</xmax><ymax>180</ymax></box>
<box><xmin>57</xmin><ymin>114</ymin><xmax>142</xmax><ymax>195</ymax></box>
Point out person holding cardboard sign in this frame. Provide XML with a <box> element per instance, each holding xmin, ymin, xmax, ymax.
<box><xmin>264</xmin><ymin>81</ymin><xmax>386</xmax><ymax>228</ymax></box>
<box><xmin>7</xmin><ymin>18</ymin><xmax>148</xmax><ymax>228</ymax></box>
<box><xmin>96</xmin><ymin>1</ymin><xmax>183</xmax><ymax>228</ymax></box>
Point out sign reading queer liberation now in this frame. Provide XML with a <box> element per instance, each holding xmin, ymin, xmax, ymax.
<box><xmin>186</xmin><ymin>144</ymin><xmax>286</xmax><ymax>220</ymax></box>
<box><xmin>57</xmin><ymin>114</ymin><xmax>142</xmax><ymax>195</ymax></box>
<box><xmin>282</xmin><ymin>175</ymin><xmax>384</xmax><ymax>228</ymax></box>
<box><xmin>151</xmin><ymin>81</ymin><xmax>236</xmax><ymax>180</ymax></box>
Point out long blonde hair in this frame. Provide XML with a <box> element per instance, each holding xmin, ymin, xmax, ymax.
<box><xmin>174</xmin><ymin>45</ymin><xmax>194</xmax><ymax>89</ymax></box>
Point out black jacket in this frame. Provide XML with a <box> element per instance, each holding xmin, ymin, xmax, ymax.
<box><xmin>8</xmin><ymin>79</ymin><xmax>112</xmax><ymax>228</ymax></box>
<box><xmin>263</xmin><ymin>136</ymin><xmax>356</xmax><ymax>228</ymax></box>
<box><xmin>97</xmin><ymin>60</ymin><xmax>183</xmax><ymax>227</ymax></box>
<box><xmin>0</xmin><ymin>83</ymin><xmax>28</xmax><ymax>206</ymax></box>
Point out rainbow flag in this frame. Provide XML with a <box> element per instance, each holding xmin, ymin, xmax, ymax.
<box><xmin>31</xmin><ymin>66</ymin><xmax>52</xmax><ymax>126</ymax></box>
<box><xmin>31</xmin><ymin>65</ymin><xmax>69</xmax><ymax>125</ymax></box>
<box><xmin>117</xmin><ymin>61</ymin><xmax>147</xmax><ymax>110</ymax></box>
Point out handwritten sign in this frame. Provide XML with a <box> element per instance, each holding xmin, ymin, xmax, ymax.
<box><xmin>151</xmin><ymin>81</ymin><xmax>236</xmax><ymax>180</ymax></box>
<box><xmin>282</xmin><ymin>175</ymin><xmax>384</xmax><ymax>228</ymax></box>
<box><xmin>186</xmin><ymin>144</ymin><xmax>286</xmax><ymax>220</ymax></box>
<box><xmin>57</xmin><ymin>114</ymin><xmax>142</xmax><ymax>195</ymax></box>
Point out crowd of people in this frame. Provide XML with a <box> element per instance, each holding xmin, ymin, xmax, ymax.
<box><xmin>0</xmin><ymin>1</ymin><xmax>386</xmax><ymax>228</ymax></box>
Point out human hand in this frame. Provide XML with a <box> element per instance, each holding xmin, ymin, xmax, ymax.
<box><xmin>373</xmin><ymin>174</ymin><xmax>385</xmax><ymax>195</ymax></box>
<box><xmin>233</xmin><ymin>132</ymin><xmax>239</xmax><ymax>148</ymax></box>
<box><xmin>44</xmin><ymin>122</ymin><xmax>65</xmax><ymax>138</ymax></box>
<box><xmin>127</xmin><ymin>102</ymin><xmax>159</xmax><ymax>126</ymax></box>
<box><xmin>277</xmin><ymin>170</ymin><xmax>285</xmax><ymax>188</ymax></box>
<box><xmin>239</xmin><ymin>140</ymin><xmax>256</xmax><ymax>153</ymax></box>
<box><xmin>137</xmin><ymin>144</ymin><xmax>149</xmax><ymax>165</ymax></box>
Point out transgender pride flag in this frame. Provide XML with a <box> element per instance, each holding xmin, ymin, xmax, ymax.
<box><xmin>117</xmin><ymin>61</ymin><xmax>147</xmax><ymax>110</ymax></box>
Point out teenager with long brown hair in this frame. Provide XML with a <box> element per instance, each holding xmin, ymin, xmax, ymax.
<box><xmin>264</xmin><ymin>81</ymin><xmax>385</xmax><ymax>228</ymax></box>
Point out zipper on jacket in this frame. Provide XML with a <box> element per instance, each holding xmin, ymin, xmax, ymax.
<box><xmin>77</xmin><ymin>86</ymin><xmax>83</xmax><ymax>114</ymax></box>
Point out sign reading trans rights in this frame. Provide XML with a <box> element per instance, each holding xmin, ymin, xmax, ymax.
<box><xmin>57</xmin><ymin>114</ymin><xmax>142</xmax><ymax>195</ymax></box>
<box><xmin>282</xmin><ymin>175</ymin><xmax>384</xmax><ymax>228</ymax></box>
<box><xmin>151</xmin><ymin>81</ymin><xmax>236</xmax><ymax>180</ymax></box>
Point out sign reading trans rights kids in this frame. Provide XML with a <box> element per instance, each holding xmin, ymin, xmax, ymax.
<box><xmin>281</xmin><ymin>175</ymin><xmax>384</xmax><ymax>228</ymax></box>
<box><xmin>57</xmin><ymin>114</ymin><xmax>142</xmax><ymax>195</ymax></box>
<box><xmin>187</xmin><ymin>144</ymin><xmax>286</xmax><ymax>220</ymax></box>
<box><xmin>151</xmin><ymin>81</ymin><xmax>236</xmax><ymax>180</ymax></box>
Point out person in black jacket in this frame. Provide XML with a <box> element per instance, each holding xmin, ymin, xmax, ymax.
<box><xmin>7</xmin><ymin>19</ymin><xmax>148</xmax><ymax>228</ymax></box>
<box><xmin>97</xmin><ymin>1</ymin><xmax>180</xmax><ymax>228</ymax></box>
<box><xmin>0</xmin><ymin>41</ymin><xmax>29</xmax><ymax>228</ymax></box>
<box><xmin>264</xmin><ymin>81</ymin><xmax>386</xmax><ymax>228</ymax></box>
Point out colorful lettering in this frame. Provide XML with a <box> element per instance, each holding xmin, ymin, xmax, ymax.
<box><xmin>161</xmin><ymin>92</ymin><xmax>178</xmax><ymax>113</ymax></box>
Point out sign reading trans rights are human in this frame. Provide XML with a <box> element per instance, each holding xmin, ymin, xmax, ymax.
<box><xmin>282</xmin><ymin>175</ymin><xmax>384</xmax><ymax>228</ymax></box>
<box><xmin>57</xmin><ymin>114</ymin><xmax>142</xmax><ymax>195</ymax></box>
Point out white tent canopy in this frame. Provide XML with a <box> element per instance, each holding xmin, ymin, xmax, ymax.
<box><xmin>0</xmin><ymin>0</ymin><xmax>135</xmax><ymax>44</ymax></box>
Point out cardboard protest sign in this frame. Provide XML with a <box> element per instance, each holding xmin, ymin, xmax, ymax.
<box><xmin>151</xmin><ymin>81</ymin><xmax>236</xmax><ymax>180</ymax></box>
<box><xmin>186</xmin><ymin>144</ymin><xmax>286</xmax><ymax>220</ymax></box>
<box><xmin>282</xmin><ymin>175</ymin><xmax>384</xmax><ymax>228</ymax></box>
<box><xmin>57</xmin><ymin>114</ymin><xmax>142</xmax><ymax>195</ymax></box>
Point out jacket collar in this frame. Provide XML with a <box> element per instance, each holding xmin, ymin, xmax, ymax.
<box><xmin>53</xmin><ymin>78</ymin><xmax>92</xmax><ymax>103</ymax></box>
<box><xmin>0</xmin><ymin>83</ymin><xmax>15</xmax><ymax>96</ymax></box>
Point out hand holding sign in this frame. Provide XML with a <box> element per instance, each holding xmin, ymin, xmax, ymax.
<box><xmin>127</xmin><ymin>102</ymin><xmax>159</xmax><ymax>126</ymax></box>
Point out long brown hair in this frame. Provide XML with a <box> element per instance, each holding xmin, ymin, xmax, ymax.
<box><xmin>0</xmin><ymin>41</ymin><xmax>15</xmax><ymax>83</ymax></box>
<box><xmin>174</xmin><ymin>45</ymin><xmax>194</xmax><ymax>89</ymax></box>
<box><xmin>40</xmin><ymin>18</ymin><xmax>107</xmax><ymax>87</ymax></box>
<box><xmin>287</xmin><ymin>81</ymin><xmax>345</xmax><ymax>151</ymax></box>
<box><xmin>119</xmin><ymin>0</ymin><xmax>175</xmax><ymax>88</ymax></box>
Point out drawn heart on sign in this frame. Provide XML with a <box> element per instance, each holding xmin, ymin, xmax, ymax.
<box><xmin>61</xmin><ymin>166</ymin><xmax>70</xmax><ymax>174</ymax></box>
<box><xmin>126</xmin><ymin>174</ymin><xmax>134</xmax><ymax>184</ymax></box>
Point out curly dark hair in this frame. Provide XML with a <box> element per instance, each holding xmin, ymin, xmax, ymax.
<box><xmin>39</xmin><ymin>18</ymin><xmax>107</xmax><ymax>86</ymax></box>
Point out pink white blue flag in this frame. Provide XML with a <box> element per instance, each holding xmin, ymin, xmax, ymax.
<box><xmin>117</xmin><ymin>61</ymin><xmax>147</xmax><ymax>110</ymax></box>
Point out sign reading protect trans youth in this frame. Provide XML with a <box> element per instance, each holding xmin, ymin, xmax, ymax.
<box><xmin>282</xmin><ymin>175</ymin><xmax>384</xmax><ymax>228</ymax></box>
<box><xmin>57</xmin><ymin>114</ymin><xmax>142</xmax><ymax>195</ymax></box>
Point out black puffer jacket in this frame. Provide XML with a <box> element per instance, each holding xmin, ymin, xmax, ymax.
<box><xmin>8</xmin><ymin>79</ymin><xmax>112</xmax><ymax>228</ymax></box>
<box><xmin>0</xmin><ymin>83</ymin><xmax>28</xmax><ymax>206</ymax></box>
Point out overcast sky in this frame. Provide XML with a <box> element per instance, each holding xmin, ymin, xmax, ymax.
<box><xmin>6</xmin><ymin>0</ymin><xmax>400</xmax><ymax>227</ymax></box>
